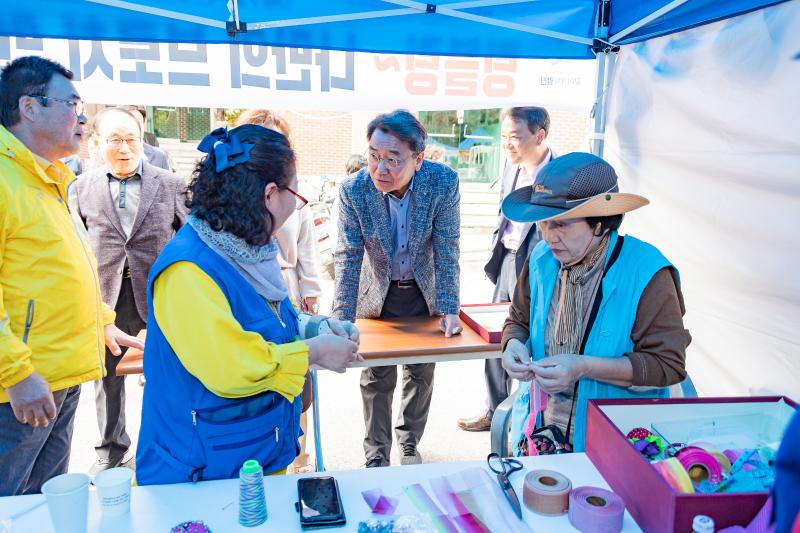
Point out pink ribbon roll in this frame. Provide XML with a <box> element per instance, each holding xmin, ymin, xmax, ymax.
<box><xmin>568</xmin><ymin>487</ymin><xmax>625</xmax><ymax>533</ymax></box>
<box><xmin>676</xmin><ymin>447</ymin><xmax>723</xmax><ymax>484</ymax></box>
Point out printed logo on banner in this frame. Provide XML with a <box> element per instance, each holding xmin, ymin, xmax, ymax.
<box><xmin>374</xmin><ymin>54</ymin><xmax>516</xmax><ymax>98</ymax></box>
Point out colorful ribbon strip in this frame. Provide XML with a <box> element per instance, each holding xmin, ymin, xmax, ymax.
<box><xmin>404</xmin><ymin>483</ymin><xmax>459</xmax><ymax>533</ymax></box>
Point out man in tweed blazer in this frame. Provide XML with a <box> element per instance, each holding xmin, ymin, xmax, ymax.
<box><xmin>332</xmin><ymin>110</ymin><xmax>461</xmax><ymax>468</ymax></box>
<box><xmin>69</xmin><ymin>107</ymin><xmax>187</xmax><ymax>473</ymax></box>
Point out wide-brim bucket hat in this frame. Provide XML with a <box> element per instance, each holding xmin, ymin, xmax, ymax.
<box><xmin>502</xmin><ymin>152</ymin><xmax>649</xmax><ymax>223</ymax></box>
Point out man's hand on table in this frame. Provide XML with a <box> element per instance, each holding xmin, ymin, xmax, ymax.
<box><xmin>439</xmin><ymin>313</ymin><xmax>463</xmax><ymax>338</ymax></box>
<box><xmin>104</xmin><ymin>323</ymin><xmax>145</xmax><ymax>356</ymax></box>
<box><xmin>7</xmin><ymin>372</ymin><xmax>57</xmax><ymax>427</ymax></box>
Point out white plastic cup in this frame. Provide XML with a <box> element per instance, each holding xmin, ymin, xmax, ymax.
<box><xmin>41</xmin><ymin>473</ymin><xmax>90</xmax><ymax>533</ymax></box>
<box><xmin>94</xmin><ymin>467</ymin><xmax>133</xmax><ymax>517</ymax></box>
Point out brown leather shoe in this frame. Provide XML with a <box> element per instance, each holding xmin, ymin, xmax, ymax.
<box><xmin>457</xmin><ymin>413</ymin><xmax>491</xmax><ymax>432</ymax></box>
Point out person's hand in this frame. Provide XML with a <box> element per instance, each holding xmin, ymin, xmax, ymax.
<box><xmin>530</xmin><ymin>354</ymin><xmax>586</xmax><ymax>394</ymax></box>
<box><xmin>305</xmin><ymin>335</ymin><xmax>363</xmax><ymax>373</ymax></box>
<box><xmin>501</xmin><ymin>338</ymin><xmax>536</xmax><ymax>381</ymax></box>
<box><xmin>103</xmin><ymin>324</ymin><xmax>145</xmax><ymax>356</ymax></box>
<box><xmin>6</xmin><ymin>372</ymin><xmax>57</xmax><ymax>427</ymax></box>
<box><xmin>438</xmin><ymin>313</ymin><xmax>463</xmax><ymax>338</ymax></box>
<box><xmin>303</xmin><ymin>297</ymin><xmax>320</xmax><ymax>315</ymax></box>
<box><xmin>327</xmin><ymin>318</ymin><xmax>360</xmax><ymax>347</ymax></box>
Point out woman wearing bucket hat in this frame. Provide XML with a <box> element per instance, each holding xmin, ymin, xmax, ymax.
<box><xmin>500</xmin><ymin>152</ymin><xmax>691</xmax><ymax>454</ymax></box>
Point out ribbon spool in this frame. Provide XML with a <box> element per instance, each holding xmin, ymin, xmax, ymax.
<box><xmin>522</xmin><ymin>470</ymin><xmax>572</xmax><ymax>516</ymax></box>
<box><xmin>568</xmin><ymin>487</ymin><xmax>625</xmax><ymax>533</ymax></box>
<box><xmin>653</xmin><ymin>457</ymin><xmax>695</xmax><ymax>493</ymax></box>
<box><xmin>687</xmin><ymin>442</ymin><xmax>733</xmax><ymax>475</ymax></box>
<box><xmin>676</xmin><ymin>447</ymin><xmax>723</xmax><ymax>484</ymax></box>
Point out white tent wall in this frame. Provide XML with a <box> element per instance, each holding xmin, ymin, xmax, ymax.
<box><xmin>603</xmin><ymin>1</ymin><xmax>800</xmax><ymax>397</ymax></box>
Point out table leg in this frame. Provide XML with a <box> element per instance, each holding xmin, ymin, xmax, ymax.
<box><xmin>311</xmin><ymin>369</ymin><xmax>325</xmax><ymax>472</ymax></box>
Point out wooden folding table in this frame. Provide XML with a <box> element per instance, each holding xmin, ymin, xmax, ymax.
<box><xmin>115</xmin><ymin>316</ymin><xmax>501</xmax><ymax>470</ymax></box>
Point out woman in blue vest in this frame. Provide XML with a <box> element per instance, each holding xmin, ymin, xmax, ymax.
<box><xmin>500</xmin><ymin>152</ymin><xmax>691</xmax><ymax>453</ymax></box>
<box><xmin>136</xmin><ymin>125</ymin><xmax>362</xmax><ymax>485</ymax></box>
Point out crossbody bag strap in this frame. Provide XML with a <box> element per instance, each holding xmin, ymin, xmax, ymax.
<box><xmin>564</xmin><ymin>235</ymin><xmax>625</xmax><ymax>445</ymax></box>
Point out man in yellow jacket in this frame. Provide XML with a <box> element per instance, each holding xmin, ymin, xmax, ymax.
<box><xmin>0</xmin><ymin>56</ymin><xmax>144</xmax><ymax>496</ymax></box>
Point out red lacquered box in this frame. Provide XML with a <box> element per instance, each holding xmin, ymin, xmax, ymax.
<box><xmin>459</xmin><ymin>303</ymin><xmax>511</xmax><ymax>344</ymax></box>
<box><xmin>586</xmin><ymin>396</ymin><xmax>796</xmax><ymax>533</ymax></box>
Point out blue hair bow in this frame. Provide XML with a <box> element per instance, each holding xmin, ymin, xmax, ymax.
<box><xmin>197</xmin><ymin>127</ymin><xmax>254</xmax><ymax>173</ymax></box>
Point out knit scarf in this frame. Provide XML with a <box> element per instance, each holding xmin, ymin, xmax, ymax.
<box><xmin>187</xmin><ymin>215</ymin><xmax>288</xmax><ymax>302</ymax></box>
<box><xmin>551</xmin><ymin>234</ymin><xmax>610</xmax><ymax>355</ymax></box>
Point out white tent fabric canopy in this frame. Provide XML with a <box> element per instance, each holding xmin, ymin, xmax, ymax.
<box><xmin>605</xmin><ymin>0</ymin><xmax>800</xmax><ymax>397</ymax></box>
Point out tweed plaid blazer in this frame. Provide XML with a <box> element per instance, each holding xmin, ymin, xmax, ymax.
<box><xmin>331</xmin><ymin>160</ymin><xmax>460</xmax><ymax>321</ymax></box>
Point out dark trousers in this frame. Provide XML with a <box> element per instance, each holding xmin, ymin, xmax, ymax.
<box><xmin>361</xmin><ymin>283</ymin><xmax>434</xmax><ymax>462</ymax></box>
<box><xmin>485</xmin><ymin>250</ymin><xmax>518</xmax><ymax>418</ymax></box>
<box><xmin>95</xmin><ymin>278</ymin><xmax>144</xmax><ymax>460</ymax></box>
<box><xmin>0</xmin><ymin>385</ymin><xmax>81</xmax><ymax>496</ymax></box>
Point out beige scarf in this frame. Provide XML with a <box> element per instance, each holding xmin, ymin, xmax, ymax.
<box><xmin>551</xmin><ymin>234</ymin><xmax>610</xmax><ymax>355</ymax></box>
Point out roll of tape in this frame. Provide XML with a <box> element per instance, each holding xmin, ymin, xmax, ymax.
<box><xmin>676</xmin><ymin>447</ymin><xmax>723</xmax><ymax>484</ymax></box>
<box><xmin>568</xmin><ymin>487</ymin><xmax>625</xmax><ymax>533</ymax></box>
<box><xmin>653</xmin><ymin>457</ymin><xmax>695</xmax><ymax>493</ymax></box>
<box><xmin>522</xmin><ymin>470</ymin><xmax>571</xmax><ymax>516</ymax></box>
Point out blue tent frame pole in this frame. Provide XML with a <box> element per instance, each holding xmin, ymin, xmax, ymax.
<box><xmin>591</xmin><ymin>0</ymin><xmax>612</xmax><ymax>157</ymax></box>
<box><xmin>592</xmin><ymin>52</ymin><xmax>607</xmax><ymax>157</ymax></box>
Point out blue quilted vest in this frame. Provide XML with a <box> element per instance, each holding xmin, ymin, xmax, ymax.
<box><xmin>511</xmin><ymin>231</ymin><xmax>675</xmax><ymax>452</ymax></box>
<box><xmin>136</xmin><ymin>224</ymin><xmax>302</xmax><ymax>485</ymax></box>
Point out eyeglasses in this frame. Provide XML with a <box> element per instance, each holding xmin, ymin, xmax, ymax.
<box><xmin>366</xmin><ymin>151</ymin><xmax>413</xmax><ymax>170</ymax></box>
<box><xmin>106</xmin><ymin>137</ymin><xmax>142</xmax><ymax>148</ymax></box>
<box><xmin>28</xmin><ymin>95</ymin><xmax>85</xmax><ymax>117</ymax></box>
<box><xmin>285</xmin><ymin>186</ymin><xmax>309</xmax><ymax>210</ymax></box>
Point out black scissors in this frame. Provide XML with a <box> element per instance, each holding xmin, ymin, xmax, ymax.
<box><xmin>487</xmin><ymin>452</ymin><xmax>524</xmax><ymax>519</ymax></box>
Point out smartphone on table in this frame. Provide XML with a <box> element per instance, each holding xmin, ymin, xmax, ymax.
<box><xmin>295</xmin><ymin>476</ymin><xmax>346</xmax><ymax>529</ymax></box>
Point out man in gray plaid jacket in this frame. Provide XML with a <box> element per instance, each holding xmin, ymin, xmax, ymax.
<box><xmin>332</xmin><ymin>110</ymin><xmax>461</xmax><ymax>468</ymax></box>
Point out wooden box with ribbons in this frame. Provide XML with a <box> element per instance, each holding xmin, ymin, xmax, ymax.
<box><xmin>585</xmin><ymin>397</ymin><xmax>796</xmax><ymax>533</ymax></box>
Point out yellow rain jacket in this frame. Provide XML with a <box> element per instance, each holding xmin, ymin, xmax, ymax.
<box><xmin>0</xmin><ymin>126</ymin><xmax>115</xmax><ymax>403</ymax></box>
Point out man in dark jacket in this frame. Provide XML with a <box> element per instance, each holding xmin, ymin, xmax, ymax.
<box><xmin>458</xmin><ymin>106</ymin><xmax>554</xmax><ymax>432</ymax></box>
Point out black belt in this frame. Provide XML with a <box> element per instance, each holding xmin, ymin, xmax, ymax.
<box><xmin>391</xmin><ymin>279</ymin><xmax>416</xmax><ymax>289</ymax></box>
<box><xmin>505</xmin><ymin>247</ymin><xmax>517</xmax><ymax>255</ymax></box>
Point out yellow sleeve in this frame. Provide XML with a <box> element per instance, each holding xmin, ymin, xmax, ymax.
<box><xmin>101</xmin><ymin>302</ymin><xmax>117</xmax><ymax>326</ymax></box>
<box><xmin>153</xmin><ymin>261</ymin><xmax>309</xmax><ymax>400</ymax></box>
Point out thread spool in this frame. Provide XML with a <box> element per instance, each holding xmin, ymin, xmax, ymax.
<box><xmin>522</xmin><ymin>470</ymin><xmax>571</xmax><ymax>516</ymax></box>
<box><xmin>653</xmin><ymin>457</ymin><xmax>694</xmax><ymax>493</ymax></box>
<box><xmin>239</xmin><ymin>459</ymin><xmax>268</xmax><ymax>527</ymax></box>
<box><xmin>568</xmin><ymin>487</ymin><xmax>625</xmax><ymax>533</ymax></box>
